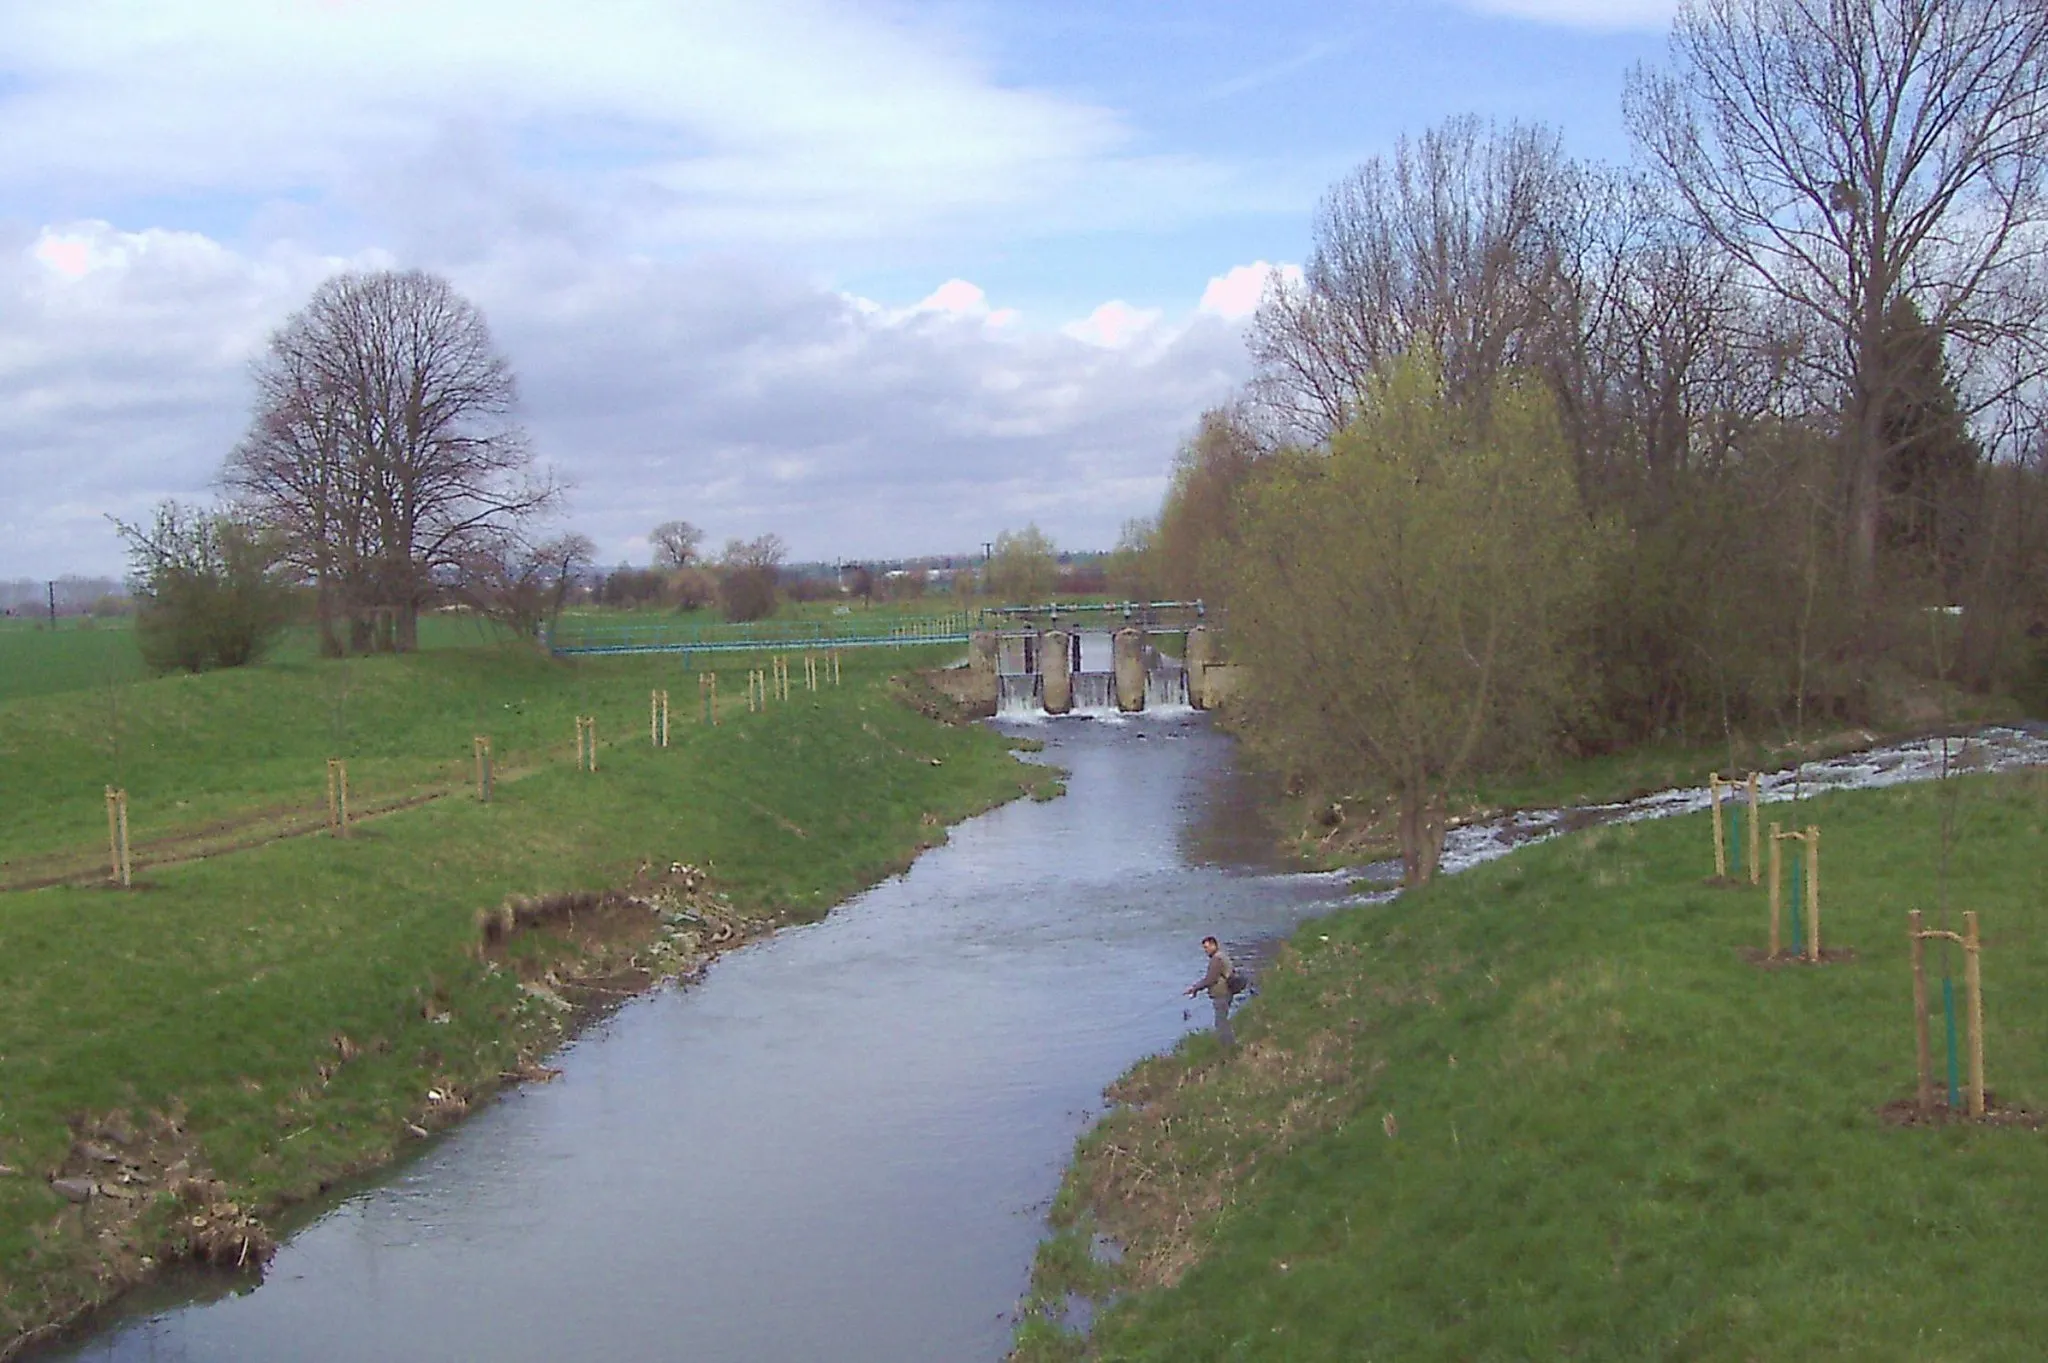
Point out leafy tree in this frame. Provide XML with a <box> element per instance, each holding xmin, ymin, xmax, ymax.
<box><xmin>116</xmin><ymin>502</ymin><xmax>295</xmax><ymax>673</ymax></box>
<box><xmin>1152</xmin><ymin>408</ymin><xmax>1267</xmax><ymax>604</ymax></box>
<box><xmin>1877</xmin><ymin>298</ymin><xmax>1982</xmax><ymax>593</ymax></box>
<box><xmin>988</xmin><ymin>524</ymin><xmax>1059</xmax><ymax>602</ymax></box>
<box><xmin>1227</xmin><ymin>352</ymin><xmax>1609</xmax><ymax>883</ymax></box>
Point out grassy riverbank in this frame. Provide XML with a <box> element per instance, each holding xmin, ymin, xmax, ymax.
<box><xmin>0</xmin><ymin>641</ymin><xmax>1053</xmax><ymax>1354</ymax></box>
<box><xmin>1018</xmin><ymin>766</ymin><xmax>2048</xmax><ymax>1360</ymax></box>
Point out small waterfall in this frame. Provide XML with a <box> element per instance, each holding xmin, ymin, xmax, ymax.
<box><xmin>1072</xmin><ymin>673</ymin><xmax>1115</xmax><ymax>712</ymax></box>
<box><xmin>1145</xmin><ymin>665</ymin><xmax>1189</xmax><ymax>710</ymax></box>
<box><xmin>997</xmin><ymin>673</ymin><xmax>1043</xmax><ymax>716</ymax></box>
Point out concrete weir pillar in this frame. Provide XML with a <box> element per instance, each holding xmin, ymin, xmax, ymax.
<box><xmin>1041</xmin><ymin>629</ymin><xmax>1073</xmax><ymax>714</ymax></box>
<box><xmin>1113</xmin><ymin>627</ymin><xmax>1147</xmax><ymax>713</ymax></box>
<box><xmin>1184</xmin><ymin>626</ymin><xmax>1216</xmax><ymax>710</ymax></box>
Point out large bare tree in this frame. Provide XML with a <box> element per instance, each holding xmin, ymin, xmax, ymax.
<box><xmin>1627</xmin><ymin>0</ymin><xmax>2048</xmax><ymax>604</ymax></box>
<box><xmin>1250</xmin><ymin>116</ymin><xmax>1577</xmax><ymax>439</ymax></box>
<box><xmin>226</xmin><ymin>270</ymin><xmax>555</xmax><ymax>652</ymax></box>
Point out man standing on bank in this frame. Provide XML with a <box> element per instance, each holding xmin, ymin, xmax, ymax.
<box><xmin>1186</xmin><ymin>935</ymin><xmax>1235</xmax><ymax>1048</ymax></box>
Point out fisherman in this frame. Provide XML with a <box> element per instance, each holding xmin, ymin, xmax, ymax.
<box><xmin>1185</xmin><ymin>935</ymin><xmax>1236</xmax><ymax>1048</ymax></box>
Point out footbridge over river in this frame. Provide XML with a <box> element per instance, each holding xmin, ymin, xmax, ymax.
<box><xmin>974</xmin><ymin>601</ymin><xmax>1230</xmax><ymax>717</ymax></box>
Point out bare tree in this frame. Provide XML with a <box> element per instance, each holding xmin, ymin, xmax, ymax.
<box><xmin>651</xmin><ymin>520</ymin><xmax>704</xmax><ymax>570</ymax></box>
<box><xmin>226</xmin><ymin>270</ymin><xmax>557</xmax><ymax>652</ymax></box>
<box><xmin>456</xmin><ymin>532</ymin><xmax>595</xmax><ymax>641</ymax></box>
<box><xmin>1627</xmin><ymin>0</ymin><xmax>2048</xmax><ymax>604</ymax></box>
<box><xmin>1250</xmin><ymin>116</ymin><xmax>1578</xmax><ymax>439</ymax></box>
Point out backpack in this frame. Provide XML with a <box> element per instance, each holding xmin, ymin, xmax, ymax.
<box><xmin>1225</xmin><ymin>967</ymin><xmax>1248</xmax><ymax>996</ymax></box>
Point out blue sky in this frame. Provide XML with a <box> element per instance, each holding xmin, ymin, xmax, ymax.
<box><xmin>0</xmin><ymin>0</ymin><xmax>1673</xmax><ymax>579</ymax></box>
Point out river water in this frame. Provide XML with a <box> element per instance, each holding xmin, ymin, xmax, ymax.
<box><xmin>42</xmin><ymin>712</ymin><xmax>1356</xmax><ymax>1363</ymax></box>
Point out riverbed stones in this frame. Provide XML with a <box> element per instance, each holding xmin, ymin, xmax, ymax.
<box><xmin>50</xmin><ymin>1176</ymin><xmax>95</xmax><ymax>1203</ymax></box>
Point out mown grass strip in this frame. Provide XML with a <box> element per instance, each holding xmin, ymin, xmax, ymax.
<box><xmin>1019</xmin><ymin>769</ymin><xmax>2048</xmax><ymax>1362</ymax></box>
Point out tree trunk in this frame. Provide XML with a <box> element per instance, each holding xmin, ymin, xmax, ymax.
<box><xmin>1397</xmin><ymin>784</ymin><xmax>1447</xmax><ymax>886</ymax></box>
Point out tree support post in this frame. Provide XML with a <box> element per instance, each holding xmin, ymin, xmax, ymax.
<box><xmin>105</xmin><ymin>786</ymin><xmax>132</xmax><ymax>887</ymax></box>
<box><xmin>326</xmin><ymin>759</ymin><xmax>350</xmax><ymax>837</ymax></box>
<box><xmin>474</xmin><ymin>736</ymin><xmax>493</xmax><ymax>803</ymax></box>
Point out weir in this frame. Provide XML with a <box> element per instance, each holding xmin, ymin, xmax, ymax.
<box><xmin>983</xmin><ymin>604</ymin><xmax>1206</xmax><ymax>718</ymax></box>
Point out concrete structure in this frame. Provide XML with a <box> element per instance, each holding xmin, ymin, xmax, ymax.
<box><xmin>1112</xmin><ymin>628</ymin><xmax>1147</xmax><ymax>713</ymax></box>
<box><xmin>1040</xmin><ymin>629</ymin><xmax>1073</xmax><ymax>714</ymax></box>
<box><xmin>1184</xmin><ymin>625</ymin><xmax>1217</xmax><ymax>710</ymax></box>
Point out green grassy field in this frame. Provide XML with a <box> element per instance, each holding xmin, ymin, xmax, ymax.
<box><xmin>1019</xmin><ymin>769</ymin><xmax>2048</xmax><ymax>1361</ymax></box>
<box><xmin>0</xmin><ymin>636</ymin><xmax>1051</xmax><ymax>1349</ymax></box>
<box><xmin>0</xmin><ymin>619</ymin><xmax>146</xmax><ymax>705</ymax></box>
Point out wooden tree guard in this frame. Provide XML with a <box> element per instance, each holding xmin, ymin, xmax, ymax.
<box><xmin>104</xmin><ymin>786</ymin><xmax>132</xmax><ymax>887</ymax></box>
<box><xmin>473</xmin><ymin>736</ymin><xmax>493</xmax><ymax>803</ymax></box>
<box><xmin>831</xmin><ymin>650</ymin><xmax>841</xmax><ymax>686</ymax></box>
<box><xmin>326</xmin><ymin>759</ymin><xmax>350</xmax><ymax>837</ymax></box>
<box><xmin>805</xmin><ymin>653</ymin><xmax>818</xmax><ymax>692</ymax></box>
<box><xmin>1909</xmin><ymin>910</ymin><xmax>1985</xmax><ymax>1117</ymax></box>
<box><xmin>1766</xmin><ymin>823</ymin><xmax>1822</xmax><ymax>960</ymax></box>
<box><xmin>575</xmin><ymin>716</ymin><xmax>597</xmax><ymax>772</ymax></box>
<box><xmin>773</xmin><ymin>655</ymin><xmax>790</xmax><ymax>701</ymax></box>
<box><xmin>1709</xmin><ymin>772</ymin><xmax>1762</xmax><ymax>882</ymax></box>
<box><xmin>700</xmin><ymin>672</ymin><xmax>719</xmax><ymax>725</ymax></box>
<box><xmin>651</xmin><ymin>689</ymin><xmax>670</xmax><ymax>747</ymax></box>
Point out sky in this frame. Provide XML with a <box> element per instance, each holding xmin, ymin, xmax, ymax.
<box><xmin>0</xmin><ymin>0</ymin><xmax>1677</xmax><ymax>579</ymax></box>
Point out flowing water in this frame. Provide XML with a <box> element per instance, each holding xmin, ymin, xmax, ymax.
<box><xmin>38</xmin><ymin>718</ymin><xmax>2048</xmax><ymax>1361</ymax></box>
<box><xmin>39</xmin><ymin>713</ymin><xmax>1352</xmax><ymax>1363</ymax></box>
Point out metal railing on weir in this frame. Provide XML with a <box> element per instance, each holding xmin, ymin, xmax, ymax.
<box><xmin>545</xmin><ymin>611</ymin><xmax>986</xmax><ymax>657</ymax></box>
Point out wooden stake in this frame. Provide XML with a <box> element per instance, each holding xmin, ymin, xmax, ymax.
<box><xmin>574</xmin><ymin>716</ymin><xmax>597</xmax><ymax>771</ymax></box>
<box><xmin>651</xmin><ymin>689</ymin><xmax>669</xmax><ymax>747</ymax></box>
<box><xmin>832</xmin><ymin>650</ymin><xmax>841</xmax><ymax>686</ymax></box>
<box><xmin>105</xmin><ymin>787</ymin><xmax>132</xmax><ymax>887</ymax></box>
<box><xmin>1804</xmin><ymin>825</ymin><xmax>1821</xmax><ymax>962</ymax></box>
<box><xmin>1709</xmin><ymin>772</ymin><xmax>1727</xmax><ymax>880</ymax></box>
<box><xmin>1964</xmin><ymin>911</ymin><xmax>1985</xmax><ymax>1118</ymax></box>
<box><xmin>474</xmin><ymin>736</ymin><xmax>493</xmax><ymax>803</ymax></box>
<box><xmin>1909</xmin><ymin>911</ymin><xmax>1932</xmax><ymax>1114</ymax></box>
<box><xmin>106</xmin><ymin>786</ymin><xmax>122</xmax><ymax>886</ymax></box>
<box><xmin>326</xmin><ymin>759</ymin><xmax>350</xmax><ymax>837</ymax></box>
<box><xmin>1767</xmin><ymin>821</ymin><xmax>1783</xmax><ymax>957</ymax></box>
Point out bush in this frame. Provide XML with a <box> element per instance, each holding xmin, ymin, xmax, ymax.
<box><xmin>720</xmin><ymin>566</ymin><xmax>780</xmax><ymax>622</ymax></box>
<box><xmin>118</xmin><ymin>502</ymin><xmax>295</xmax><ymax>673</ymax></box>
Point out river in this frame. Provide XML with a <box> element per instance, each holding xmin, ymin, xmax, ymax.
<box><xmin>40</xmin><ymin>716</ymin><xmax>2048</xmax><ymax>1361</ymax></box>
<box><xmin>40</xmin><ymin>711</ymin><xmax>1356</xmax><ymax>1362</ymax></box>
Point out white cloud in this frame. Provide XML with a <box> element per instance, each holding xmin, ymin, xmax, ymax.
<box><xmin>0</xmin><ymin>1</ymin><xmax>1258</xmax><ymax>253</ymax></box>
<box><xmin>1061</xmin><ymin>301</ymin><xmax>1165</xmax><ymax>349</ymax></box>
<box><xmin>1459</xmin><ymin>0</ymin><xmax>1678</xmax><ymax>30</ymax></box>
<box><xmin>0</xmin><ymin>227</ymin><xmax>1252</xmax><ymax>577</ymax></box>
<box><xmin>1198</xmin><ymin>261</ymin><xmax>1303</xmax><ymax>321</ymax></box>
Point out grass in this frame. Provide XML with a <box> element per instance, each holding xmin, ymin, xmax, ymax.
<box><xmin>0</xmin><ymin>620</ymin><xmax>145</xmax><ymax>705</ymax></box>
<box><xmin>1017</xmin><ymin>767</ymin><xmax>2048</xmax><ymax>1361</ymax></box>
<box><xmin>0</xmin><ymin>637</ymin><xmax>1054</xmax><ymax>1349</ymax></box>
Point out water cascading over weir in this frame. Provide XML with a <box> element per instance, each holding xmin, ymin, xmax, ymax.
<box><xmin>983</xmin><ymin>603</ymin><xmax>1212</xmax><ymax>718</ymax></box>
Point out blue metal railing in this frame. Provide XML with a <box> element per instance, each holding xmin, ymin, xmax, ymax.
<box><xmin>546</xmin><ymin>611</ymin><xmax>985</xmax><ymax>657</ymax></box>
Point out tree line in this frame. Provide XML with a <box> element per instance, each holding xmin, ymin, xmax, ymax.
<box><xmin>1130</xmin><ymin>0</ymin><xmax>2048</xmax><ymax>881</ymax></box>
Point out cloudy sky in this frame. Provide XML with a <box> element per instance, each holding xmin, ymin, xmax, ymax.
<box><xmin>0</xmin><ymin>0</ymin><xmax>1676</xmax><ymax>579</ymax></box>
